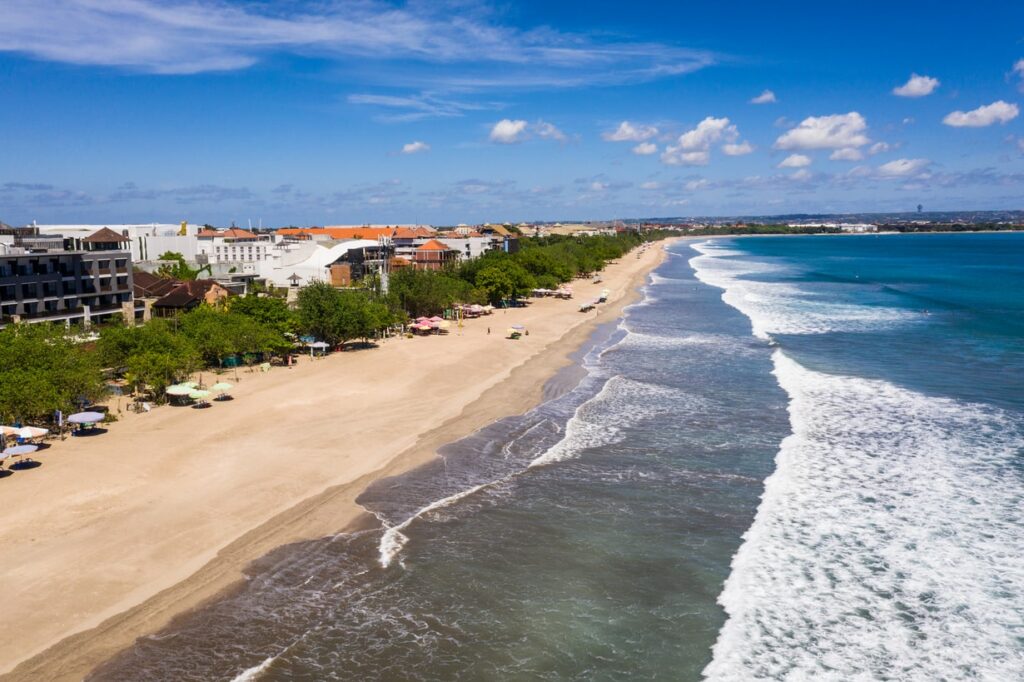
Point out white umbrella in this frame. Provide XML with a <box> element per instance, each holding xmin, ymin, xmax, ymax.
<box><xmin>188</xmin><ymin>390</ymin><xmax>211</xmax><ymax>401</ymax></box>
<box><xmin>165</xmin><ymin>384</ymin><xmax>194</xmax><ymax>396</ymax></box>
<box><xmin>17</xmin><ymin>426</ymin><xmax>48</xmax><ymax>439</ymax></box>
<box><xmin>209</xmin><ymin>382</ymin><xmax>233</xmax><ymax>392</ymax></box>
<box><xmin>67</xmin><ymin>411</ymin><xmax>104</xmax><ymax>424</ymax></box>
<box><xmin>2</xmin><ymin>444</ymin><xmax>38</xmax><ymax>457</ymax></box>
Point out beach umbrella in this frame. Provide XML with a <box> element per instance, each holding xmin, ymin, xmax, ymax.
<box><xmin>188</xmin><ymin>390</ymin><xmax>211</xmax><ymax>401</ymax></box>
<box><xmin>67</xmin><ymin>411</ymin><xmax>104</xmax><ymax>424</ymax></box>
<box><xmin>3</xmin><ymin>444</ymin><xmax>38</xmax><ymax>457</ymax></box>
<box><xmin>429</xmin><ymin>315</ymin><xmax>444</xmax><ymax>322</ymax></box>
<box><xmin>181</xmin><ymin>381</ymin><xmax>199</xmax><ymax>389</ymax></box>
<box><xmin>209</xmin><ymin>382</ymin><xmax>233</xmax><ymax>392</ymax></box>
<box><xmin>0</xmin><ymin>426</ymin><xmax>22</xmax><ymax>436</ymax></box>
<box><xmin>17</xmin><ymin>426</ymin><xmax>48</xmax><ymax>439</ymax></box>
<box><xmin>511</xmin><ymin>324</ymin><xmax>525</xmax><ymax>330</ymax></box>
<box><xmin>308</xmin><ymin>341</ymin><xmax>329</xmax><ymax>349</ymax></box>
<box><xmin>165</xmin><ymin>384</ymin><xmax>194</xmax><ymax>396</ymax></box>
<box><xmin>436</xmin><ymin>320</ymin><xmax>451</xmax><ymax>329</ymax></box>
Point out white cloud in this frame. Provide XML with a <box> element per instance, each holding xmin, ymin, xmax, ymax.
<box><xmin>639</xmin><ymin>181</ymin><xmax>661</xmax><ymax>190</ymax></box>
<box><xmin>830</xmin><ymin>147</ymin><xmax>863</xmax><ymax>161</ymax></box>
<box><xmin>662</xmin><ymin>150</ymin><xmax>710</xmax><ymax>166</ymax></box>
<box><xmin>774</xmin><ymin>112</ymin><xmax>870</xmax><ymax>150</ymax></box>
<box><xmin>869</xmin><ymin>142</ymin><xmax>891</xmax><ymax>155</ymax></box>
<box><xmin>877</xmin><ymin>158</ymin><xmax>930</xmax><ymax>177</ymax></box>
<box><xmin>632</xmin><ymin>142</ymin><xmax>658</xmax><ymax>155</ymax></box>
<box><xmin>589</xmin><ymin>181</ymin><xmax>609</xmax><ymax>192</ymax></box>
<box><xmin>790</xmin><ymin>169</ymin><xmax>812</xmax><ymax>181</ymax></box>
<box><xmin>535</xmin><ymin>120</ymin><xmax>566</xmax><ymax>141</ymax></box>
<box><xmin>1013</xmin><ymin>59</ymin><xmax>1024</xmax><ymax>90</ymax></box>
<box><xmin>401</xmin><ymin>141</ymin><xmax>430</xmax><ymax>154</ymax></box>
<box><xmin>750</xmin><ymin>89</ymin><xmax>777</xmax><ymax>104</ymax></box>
<box><xmin>893</xmin><ymin>73</ymin><xmax>940</xmax><ymax>97</ymax></box>
<box><xmin>678</xmin><ymin>117</ymin><xmax>737</xmax><ymax>150</ymax></box>
<box><xmin>0</xmin><ymin>0</ymin><xmax>717</xmax><ymax>86</ymax></box>
<box><xmin>722</xmin><ymin>141</ymin><xmax>754</xmax><ymax>156</ymax></box>
<box><xmin>489</xmin><ymin>119</ymin><xmax>528</xmax><ymax>143</ymax></box>
<box><xmin>603</xmin><ymin>121</ymin><xmax>658</xmax><ymax>142</ymax></box>
<box><xmin>662</xmin><ymin>116</ymin><xmax>738</xmax><ymax>165</ymax></box>
<box><xmin>943</xmin><ymin>101</ymin><xmax>1019</xmax><ymax>127</ymax></box>
<box><xmin>778</xmin><ymin>154</ymin><xmax>812</xmax><ymax>168</ymax></box>
<box><xmin>685</xmin><ymin>178</ymin><xmax>709</xmax><ymax>191</ymax></box>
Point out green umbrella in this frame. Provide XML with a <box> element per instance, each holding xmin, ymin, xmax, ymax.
<box><xmin>209</xmin><ymin>382</ymin><xmax>233</xmax><ymax>392</ymax></box>
<box><xmin>188</xmin><ymin>390</ymin><xmax>211</xmax><ymax>400</ymax></box>
<box><xmin>181</xmin><ymin>381</ymin><xmax>199</xmax><ymax>389</ymax></box>
<box><xmin>165</xmin><ymin>384</ymin><xmax>193</xmax><ymax>396</ymax></box>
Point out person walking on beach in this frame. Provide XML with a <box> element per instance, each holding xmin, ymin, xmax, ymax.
<box><xmin>487</xmin><ymin>327</ymin><xmax>491</xmax><ymax>335</ymax></box>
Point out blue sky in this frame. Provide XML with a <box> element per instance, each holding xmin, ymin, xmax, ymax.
<box><xmin>2</xmin><ymin>0</ymin><xmax>1024</xmax><ymax>226</ymax></box>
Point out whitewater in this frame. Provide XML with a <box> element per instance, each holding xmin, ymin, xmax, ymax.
<box><xmin>692</xmin><ymin>239</ymin><xmax>1024</xmax><ymax>680</ymax></box>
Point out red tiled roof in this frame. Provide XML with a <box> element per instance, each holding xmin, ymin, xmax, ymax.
<box><xmin>153</xmin><ymin>279</ymin><xmax>226</xmax><ymax>308</ymax></box>
<box><xmin>416</xmin><ymin>239</ymin><xmax>450</xmax><ymax>251</ymax></box>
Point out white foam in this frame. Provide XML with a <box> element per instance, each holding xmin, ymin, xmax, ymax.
<box><xmin>529</xmin><ymin>375</ymin><xmax>700</xmax><ymax>469</ymax></box>
<box><xmin>689</xmin><ymin>240</ymin><xmax>919</xmax><ymax>340</ymax></box>
<box><xmin>230</xmin><ymin>656</ymin><xmax>277</xmax><ymax>682</ymax></box>
<box><xmin>379</xmin><ymin>480</ymin><xmax>495</xmax><ymax>568</ymax></box>
<box><xmin>704</xmin><ymin>351</ymin><xmax>1024</xmax><ymax>680</ymax></box>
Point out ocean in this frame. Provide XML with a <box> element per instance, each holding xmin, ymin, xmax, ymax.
<box><xmin>91</xmin><ymin>233</ymin><xmax>1024</xmax><ymax>681</ymax></box>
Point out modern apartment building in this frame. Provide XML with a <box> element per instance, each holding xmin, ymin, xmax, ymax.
<box><xmin>0</xmin><ymin>228</ymin><xmax>134</xmax><ymax>328</ymax></box>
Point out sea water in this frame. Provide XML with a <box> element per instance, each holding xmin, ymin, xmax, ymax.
<box><xmin>91</xmin><ymin>234</ymin><xmax>1023</xmax><ymax>681</ymax></box>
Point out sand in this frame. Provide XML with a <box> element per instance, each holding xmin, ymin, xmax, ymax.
<box><xmin>0</xmin><ymin>242</ymin><xmax>672</xmax><ymax>682</ymax></box>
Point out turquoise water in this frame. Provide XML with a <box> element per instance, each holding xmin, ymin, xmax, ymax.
<box><xmin>91</xmin><ymin>234</ymin><xmax>1024</xmax><ymax>681</ymax></box>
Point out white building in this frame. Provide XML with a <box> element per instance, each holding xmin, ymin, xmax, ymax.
<box><xmin>196</xmin><ymin>228</ymin><xmax>273</xmax><ymax>265</ymax></box>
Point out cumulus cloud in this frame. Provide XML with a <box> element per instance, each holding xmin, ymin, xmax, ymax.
<box><xmin>401</xmin><ymin>141</ymin><xmax>430</xmax><ymax>154</ymax></box>
<box><xmin>830</xmin><ymin>147</ymin><xmax>863</xmax><ymax>161</ymax></box>
<box><xmin>639</xmin><ymin>181</ymin><xmax>661</xmax><ymax>190</ymax></box>
<box><xmin>750</xmin><ymin>89</ymin><xmax>777</xmax><ymax>104</ymax></box>
<box><xmin>778</xmin><ymin>154</ymin><xmax>812</xmax><ymax>168</ymax></box>
<box><xmin>632</xmin><ymin>142</ymin><xmax>658</xmax><ymax>155</ymax></box>
<box><xmin>535</xmin><ymin>120</ymin><xmax>566</xmax><ymax>141</ymax></box>
<box><xmin>603</xmin><ymin>121</ymin><xmax>658</xmax><ymax>142</ymax></box>
<box><xmin>774</xmin><ymin>112</ymin><xmax>870</xmax><ymax>150</ymax></box>
<box><xmin>877</xmin><ymin>158</ymin><xmax>931</xmax><ymax>177</ymax></box>
<box><xmin>1013</xmin><ymin>59</ymin><xmax>1024</xmax><ymax>91</ymax></box>
<box><xmin>943</xmin><ymin>101</ymin><xmax>1019</xmax><ymax>127</ymax></box>
<box><xmin>662</xmin><ymin>116</ymin><xmax>742</xmax><ymax>165</ymax></box>
<box><xmin>893</xmin><ymin>74</ymin><xmax>940</xmax><ymax>97</ymax></box>
<box><xmin>685</xmin><ymin>178</ymin><xmax>709</xmax><ymax>191</ymax></box>
<box><xmin>869</xmin><ymin>142</ymin><xmax>891</xmax><ymax>155</ymax></box>
<box><xmin>489</xmin><ymin>119</ymin><xmax>529</xmax><ymax>143</ymax></box>
<box><xmin>722</xmin><ymin>141</ymin><xmax>754</xmax><ymax>156</ymax></box>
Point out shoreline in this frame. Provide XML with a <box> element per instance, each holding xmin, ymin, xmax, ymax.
<box><xmin>1</xmin><ymin>240</ymin><xmax>674</xmax><ymax>682</ymax></box>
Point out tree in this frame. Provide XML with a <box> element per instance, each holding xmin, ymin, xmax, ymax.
<box><xmin>229</xmin><ymin>294</ymin><xmax>296</xmax><ymax>335</ymax></box>
<box><xmin>0</xmin><ymin>323</ymin><xmax>105</xmax><ymax>422</ymax></box>
<box><xmin>98</xmin><ymin>319</ymin><xmax>200</xmax><ymax>396</ymax></box>
<box><xmin>155</xmin><ymin>251</ymin><xmax>210</xmax><ymax>281</ymax></box>
<box><xmin>296</xmin><ymin>282</ymin><xmax>396</xmax><ymax>347</ymax></box>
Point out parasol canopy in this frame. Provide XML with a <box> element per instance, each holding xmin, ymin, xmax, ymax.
<box><xmin>209</xmin><ymin>382</ymin><xmax>233</xmax><ymax>392</ymax></box>
<box><xmin>188</xmin><ymin>390</ymin><xmax>211</xmax><ymax>400</ymax></box>
<box><xmin>67</xmin><ymin>411</ymin><xmax>104</xmax><ymax>424</ymax></box>
<box><xmin>2</xmin><ymin>444</ymin><xmax>38</xmax><ymax>457</ymax></box>
<box><xmin>165</xmin><ymin>384</ymin><xmax>194</xmax><ymax>396</ymax></box>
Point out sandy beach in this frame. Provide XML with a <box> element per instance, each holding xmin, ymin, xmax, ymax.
<box><xmin>0</xmin><ymin>241</ymin><xmax>671</xmax><ymax>682</ymax></box>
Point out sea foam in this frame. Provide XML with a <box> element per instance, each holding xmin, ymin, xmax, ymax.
<box><xmin>704</xmin><ymin>351</ymin><xmax>1024</xmax><ymax>680</ymax></box>
<box><xmin>689</xmin><ymin>241</ymin><xmax>919</xmax><ymax>340</ymax></box>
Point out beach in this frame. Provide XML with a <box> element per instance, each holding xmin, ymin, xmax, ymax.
<box><xmin>0</xmin><ymin>242</ymin><xmax>670</xmax><ymax>682</ymax></box>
